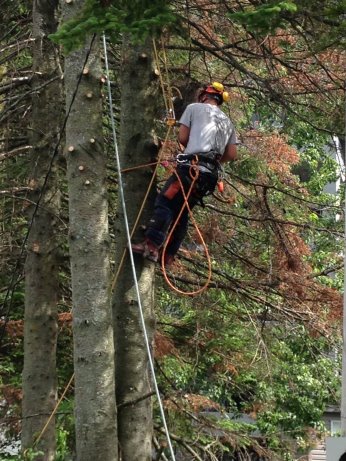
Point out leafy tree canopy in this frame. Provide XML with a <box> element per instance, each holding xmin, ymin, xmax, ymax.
<box><xmin>229</xmin><ymin>1</ymin><xmax>298</xmax><ymax>33</ymax></box>
<box><xmin>50</xmin><ymin>0</ymin><xmax>176</xmax><ymax>52</ymax></box>
<box><xmin>228</xmin><ymin>0</ymin><xmax>346</xmax><ymax>46</ymax></box>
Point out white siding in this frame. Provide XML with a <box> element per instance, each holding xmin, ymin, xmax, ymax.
<box><xmin>309</xmin><ymin>443</ymin><xmax>326</xmax><ymax>461</ymax></box>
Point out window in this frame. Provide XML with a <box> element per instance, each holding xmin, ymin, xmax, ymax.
<box><xmin>331</xmin><ymin>420</ymin><xmax>341</xmax><ymax>436</ymax></box>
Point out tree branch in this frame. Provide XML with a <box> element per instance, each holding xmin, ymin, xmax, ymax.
<box><xmin>0</xmin><ymin>145</ymin><xmax>32</xmax><ymax>162</ymax></box>
<box><xmin>117</xmin><ymin>391</ymin><xmax>156</xmax><ymax>409</ymax></box>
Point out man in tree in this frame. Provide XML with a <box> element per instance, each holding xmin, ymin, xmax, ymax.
<box><xmin>132</xmin><ymin>82</ymin><xmax>238</xmax><ymax>265</ymax></box>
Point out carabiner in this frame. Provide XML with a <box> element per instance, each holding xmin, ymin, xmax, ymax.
<box><xmin>176</xmin><ymin>153</ymin><xmax>189</xmax><ymax>164</ymax></box>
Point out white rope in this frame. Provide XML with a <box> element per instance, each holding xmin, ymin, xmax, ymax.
<box><xmin>102</xmin><ymin>34</ymin><xmax>176</xmax><ymax>461</ymax></box>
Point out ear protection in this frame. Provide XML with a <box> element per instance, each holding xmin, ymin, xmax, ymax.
<box><xmin>199</xmin><ymin>82</ymin><xmax>230</xmax><ymax>104</ymax></box>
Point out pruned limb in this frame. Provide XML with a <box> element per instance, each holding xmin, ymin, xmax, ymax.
<box><xmin>153</xmin><ymin>436</ymin><xmax>169</xmax><ymax>461</ymax></box>
<box><xmin>156</xmin><ymin>426</ymin><xmax>204</xmax><ymax>461</ymax></box>
<box><xmin>0</xmin><ymin>186</ymin><xmax>33</xmax><ymax>195</ymax></box>
<box><xmin>117</xmin><ymin>391</ymin><xmax>155</xmax><ymax>409</ymax></box>
<box><xmin>0</xmin><ymin>145</ymin><xmax>32</xmax><ymax>162</ymax></box>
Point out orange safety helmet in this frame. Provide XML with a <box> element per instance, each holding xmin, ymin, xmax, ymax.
<box><xmin>198</xmin><ymin>81</ymin><xmax>230</xmax><ymax>105</ymax></box>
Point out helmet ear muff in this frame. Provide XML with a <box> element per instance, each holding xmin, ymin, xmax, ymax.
<box><xmin>223</xmin><ymin>91</ymin><xmax>230</xmax><ymax>103</ymax></box>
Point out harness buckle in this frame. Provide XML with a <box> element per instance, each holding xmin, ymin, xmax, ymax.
<box><xmin>176</xmin><ymin>153</ymin><xmax>189</xmax><ymax>164</ymax></box>
<box><xmin>166</xmin><ymin>117</ymin><xmax>176</xmax><ymax>126</ymax></box>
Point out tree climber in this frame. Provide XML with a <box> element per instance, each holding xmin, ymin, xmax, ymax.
<box><xmin>131</xmin><ymin>82</ymin><xmax>238</xmax><ymax>266</ymax></box>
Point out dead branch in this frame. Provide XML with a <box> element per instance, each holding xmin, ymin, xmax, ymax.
<box><xmin>0</xmin><ymin>145</ymin><xmax>32</xmax><ymax>162</ymax></box>
<box><xmin>0</xmin><ymin>38</ymin><xmax>35</xmax><ymax>55</ymax></box>
<box><xmin>153</xmin><ymin>436</ymin><xmax>169</xmax><ymax>461</ymax></box>
<box><xmin>0</xmin><ymin>77</ymin><xmax>31</xmax><ymax>96</ymax></box>
<box><xmin>204</xmin><ymin>203</ymin><xmax>343</xmax><ymax>237</ymax></box>
<box><xmin>117</xmin><ymin>391</ymin><xmax>156</xmax><ymax>409</ymax></box>
<box><xmin>0</xmin><ymin>186</ymin><xmax>33</xmax><ymax>195</ymax></box>
<box><xmin>155</xmin><ymin>426</ymin><xmax>204</xmax><ymax>461</ymax></box>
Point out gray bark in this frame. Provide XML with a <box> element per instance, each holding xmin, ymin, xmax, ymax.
<box><xmin>22</xmin><ymin>1</ymin><xmax>62</xmax><ymax>459</ymax></box>
<box><xmin>63</xmin><ymin>2</ymin><xmax>117</xmax><ymax>460</ymax></box>
<box><xmin>112</xmin><ymin>38</ymin><xmax>159</xmax><ymax>461</ymax></box>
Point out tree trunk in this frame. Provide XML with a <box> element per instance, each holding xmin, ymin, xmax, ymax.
<box><xmin>63</xmin><ymin>2</ymin><xmax>117</xmax><ymax>460</ymax></box>
<box><xmin>112</xmin><ymin>38</ymin><xmax>159</xmax><ymax>461</ymax></box>
<box><xmin>22</xmin><ymin>1</ymin><xmax>62</xmax><ymax>459</ymax></box>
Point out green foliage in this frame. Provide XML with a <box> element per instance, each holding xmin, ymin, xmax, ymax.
<box><xmin>0</xmin><ymin>345</ymin><xmax>23</xmax><ymax>387</ymax></box>
<box><xmin>228</xmin><ymin>0</ymin><xmax>346</xmax><ymax>46</ymax></box>
<box><xmin>157</xmin><ymin>277</ymin><xmax>340</xmax><ymax>457</ymax></box>
<box><xmin>50</xmin><ymin>0</ymin><xmax>177</xmax><ymax>53</ymax></box>
<box><xmin>0</xmin><ymin>288</ymin><xmax>25</xmax><ymax>317</ymax></box>
<box><xmin>229</xmin><ymin>1</ymin><xmax>298</xmax><ymax>33</ymax></box>
<box><xmin>0</xmin><ymin>447</ymin><xmax>44</xmax><ymax>460</ymax></box>
<box><xmin>1</xmin><ymin>0</ymin><xmax>344</xmax><ymax>459</ymax></box>
<box><xmin>235</xmin><ymin>146</ymin><xmax>264</xmax><ymax>180</ymax></box>
<box><xmin>256</xmin><ymin>326</ymin><xmax>340</xmax><ymax>451</ymax></box>
<box><xmin>55</xmin><ymin>399</ymin><xmax>75</xmax><ymax>461</ymax></box>
<box><xmin>23</xmin><ymin>449</ymin><xmax>45</xmax><ymax>461</ymax></box>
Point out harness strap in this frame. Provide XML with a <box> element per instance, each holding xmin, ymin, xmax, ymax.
<box><xmin>176</xmin><ymin>150</ymin><xmax>221</xmax><ymax>172</ymax></box>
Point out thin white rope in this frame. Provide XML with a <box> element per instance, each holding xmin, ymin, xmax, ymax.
<box><xmin>102</xmin><ymin>34</ymin><xmax>176</xmax><ymax>461</ymax></box>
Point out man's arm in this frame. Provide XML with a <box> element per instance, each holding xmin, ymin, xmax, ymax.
<box><xmin>178</xmin><ymin>123</ymin><xmax>190</xmax><ymax>147</ymax></box>
<box><xmin>220</xmin><ymin>143</ymin><xmax>237</xmax><ymax>163</ymax></box>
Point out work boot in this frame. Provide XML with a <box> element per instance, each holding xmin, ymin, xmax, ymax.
<box><xmin>131</xmin><ymin>239</ymin><xmax>159</xmax><ymax>262</ymax></box>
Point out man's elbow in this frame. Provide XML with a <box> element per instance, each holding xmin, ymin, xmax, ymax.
<box><xmin>178</xmin><ymin>125</ymin><xmax>190</xmax><ymax>147</ymax></box>
<box><xmin>221</xmin><ymin>144</ymin><xmax>237</xmax><ymax>163</ymax></box>
<box><xmin>178</xmin><ymin>136</ymin><xmax>188</xmax><ymax>147</ymax></box>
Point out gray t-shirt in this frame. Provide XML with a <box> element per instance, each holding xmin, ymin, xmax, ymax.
<box><xmin>179</xmin><ymin>102</ymin><xmax>237</xmax><ymax>156</ymax></box>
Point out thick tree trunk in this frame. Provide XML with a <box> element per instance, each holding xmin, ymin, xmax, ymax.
<box><xmin>22</xmin><ymin>1</ymin><xmax>62</xmax><ymax>459</ymax></box>
<box><xmin>63</xmin><ymin>2</ymin><xmax>117</xmax><ymax>460</ymax></box>
<box><xmin>112</xmin><ymin>39</ymin><xmax>159</xmax><ymax>461</ymax></box>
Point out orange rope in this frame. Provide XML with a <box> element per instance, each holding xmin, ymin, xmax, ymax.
<box><xmin>121</xmin><ymin>160</ymin><xmax>160</xmax><ymax>173</ymax></box>
<box><xmin>112</xmin><ymin>39</ymin><xmax>212</xmax><ymax>296</ymax></box>
<box><xmin>152</xmin><ymin>39</ymin><xmax>170</xmax><ymax>115</ymax></box>
<box><xmin>160</xmin><ymin>163</ymin><xmax>213</xmax><ymax>296</ymax></box>
<box><xmin>111</xmin><ymin>125</ymin><xmax>174</xmax><ymax>291</ymax></box>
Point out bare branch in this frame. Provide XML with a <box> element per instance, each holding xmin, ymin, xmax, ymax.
<box><xmin>0</xmin><ymin>76</ymin><xmax>31</xmax><ymax>96</ymax></box>
<box><xmin>0</xmin><ymin>145</ymin><xmax>32</xmax><ymax>162</ymax></box>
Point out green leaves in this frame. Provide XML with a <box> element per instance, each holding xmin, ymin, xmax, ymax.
<box><xmin>228</xmin><ymin>1</ymin><xmax>298</xmax><ymax>33</ymax></box>
<box><xmin>256</xmin><ymin>326</ymin><xmax>340</xmax><ymax>447</ymax></box>
<box><xmin>49</xmin><ymin>0</ymin><xmax>176</xmax><ymax>53</ymax></box>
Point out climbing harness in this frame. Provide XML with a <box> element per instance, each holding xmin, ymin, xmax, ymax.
<box><xmin>151</xmin><ymin>41</ymin><xmax>218</xmax><ymax>294</ymax></box>
<box><xmin>176</xmin><ymin>150</ymin><xmax>221</xmax><ymax>175</ymax></box>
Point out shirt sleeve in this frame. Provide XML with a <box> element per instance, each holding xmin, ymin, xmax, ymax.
<box><xmin>227</xmin><ymin>124</ymin><xmax>239</xmax><ymax>145</ymax></box>
<box><xmin>179</xmin><ymin>104</ymin><xmax>193</xmax><ymax>127</ymax></box>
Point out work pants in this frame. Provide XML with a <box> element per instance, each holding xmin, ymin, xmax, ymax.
<box><xmin>145</xmin><ymin>166</ymin><xmax>217</xmax><ymax>257</ymax></box>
